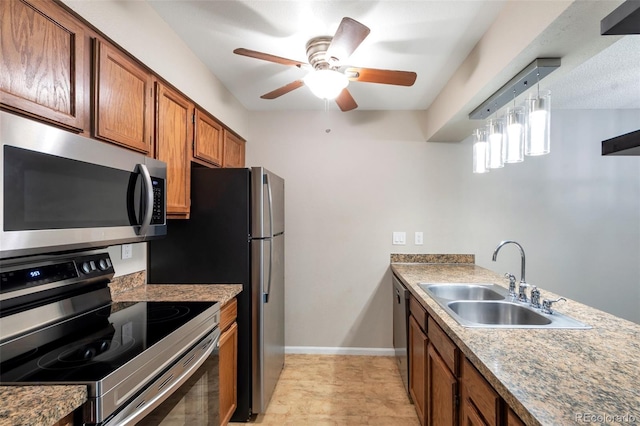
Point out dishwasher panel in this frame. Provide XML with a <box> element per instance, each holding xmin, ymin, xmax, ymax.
<box><xmin>392</xmin><ymin>273</ymin><xmax>411</xmax><ymax>399</ymax></box>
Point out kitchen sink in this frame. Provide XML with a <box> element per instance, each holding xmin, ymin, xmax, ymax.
<box><xmin>419</xmin><ymin>283</ymin><xmax>506</xmax><ymax>301</ymax></box>
<box><xmin>447</xmin><ymin>301</ymin><xmax>551</xmax><ymax>326</ymax></box>
<box><xmin>420</xmin><ymin>283</ymin><xmax>590</xmax><ymax>329</ymax></box>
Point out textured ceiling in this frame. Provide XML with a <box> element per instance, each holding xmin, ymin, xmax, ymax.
<box><xmin>148</xmin><ymin>0</ymin><xmax>639</xmax><ymax>113</ymax></box>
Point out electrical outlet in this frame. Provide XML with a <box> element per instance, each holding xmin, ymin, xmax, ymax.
<box><xmin>392</xmin><ymin>232</ymin><xmax>406</xmax><ymax>245</ymax></box>
<box><xmin>121</xmin><ymin>244</ymin><xmax>133</xmax><ymax>259</ymax></box>
<box><xmin>415</xmin><ymin>232</ymin><xmax>424</xmax><ymax>245</ymax></box>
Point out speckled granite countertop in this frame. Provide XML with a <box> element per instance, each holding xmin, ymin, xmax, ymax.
<box><xmin>0</xmin><ymin>273</ymin><xmax>242</xmax><ymax>426</ymax></box>
<box><xmin>391</xmin><ymin>261</ymin><xmax>640</xmax><ymax>426</ymax></box>
<box><xmin>0</xmin><ymin>385</ymin><xmax>86</xmax><ymax>426</ymax></box>
<box><xmin>111</xmin><ymin>283</ymin><xmax>243</xmax><ymax>305</ymax></box>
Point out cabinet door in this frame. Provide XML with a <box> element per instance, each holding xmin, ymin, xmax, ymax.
<box><xmin>461</xmin><ymin>358</ymin><xmax>501</xmax><ymax>426</ymax></box>
<box><xmin>409</xmin><ymin>315</ymin><xmax>428</xmax><ymax>426</ymax></box>
<box><xmin>155</xmin><ymin>82</ymin><xmax>192</xmax><ymax>217</ymax></box>
<box><xmin>219</xmin><ymin>321</ymin><xmax>238</xmax><ymax>426</ymax></box>
<box><xmin>427</xmin><ymin>344</ymin><xmax>457</xmax><ymax>426</ymax></box>
<box><xmin>507</xmin><ymin>407</ymin><xmax>525</xmax><ymax>426</ymax></box>
<box><xmin>193</xmin><ymin>109</ymin><xmax>223</xmax><ymax>167</ymax></box>
<box><xmin>222</xmin><ymin>129</ymin><xmax>245</xmax><ymax>168</ymax></box>
<box><xmin>94</xmin><ymin>40</ymin><xmax>153</xmax><ymax>153</ymax></box>
<box><xmin>1</xmin><ymin>0</ymin><xmax>85</xmax><ymax>130</ymax></box>
<box><xmin>461</xmin><ymin>399</ymin><xmax>489</xmax><ymax>426</ymax></box>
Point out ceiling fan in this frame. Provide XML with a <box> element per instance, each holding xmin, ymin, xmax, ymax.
<box><xmin>234</xmin><ymin>17</ymin><xmax>417</xmax><ymax>112</ymax></box>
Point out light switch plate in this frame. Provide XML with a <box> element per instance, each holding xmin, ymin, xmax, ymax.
<box><xmin>392</xmin><ymin>232</ymin><xmax>406</xmax><ymax>245</ymax></box>
<box><xmin>415</xmin><ymin>232</ymin><xmax>424</xmax><ymax>245</ymax></box>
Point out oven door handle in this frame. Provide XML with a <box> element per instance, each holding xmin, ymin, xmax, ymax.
<box><xmin>105</xmin><ymin>330</ymin><xmax>220</xmax><ymax>426</ymax></box>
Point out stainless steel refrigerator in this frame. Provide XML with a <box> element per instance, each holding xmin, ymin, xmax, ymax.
<box><xmin>147</xmin><ymin>167</ymin><xmax>285</xmax><ymax>421</ymax></box>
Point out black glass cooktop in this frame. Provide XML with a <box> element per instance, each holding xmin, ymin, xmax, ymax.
<box><xmin>0</xmin><ymin>300</ymin><xmax>216</xmax><ymax>384</ymax></box>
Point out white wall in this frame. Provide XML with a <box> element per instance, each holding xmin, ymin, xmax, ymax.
<box><xmin>247</xmin><ymin>108</ymin><xmax>640</xmax><ymax>350</ymax></box>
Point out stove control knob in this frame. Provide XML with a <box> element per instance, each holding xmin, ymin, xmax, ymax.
<box><xmin>98</xmin><ymin>259</ymin><xmax>109</xmax><ymax>271</ymax></box>
<box><xmin>80</xmin><ymin>262</ymin><xmax>91</xmax><ymax>274</ymax></box>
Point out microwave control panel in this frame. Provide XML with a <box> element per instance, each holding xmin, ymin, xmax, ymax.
<box><xmin>151</xmin><ymin>177</ymin><xmax>165</xmax><ymax>225</ymax></box>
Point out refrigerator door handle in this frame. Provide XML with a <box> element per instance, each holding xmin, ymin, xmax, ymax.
<box><xmin>264</xmin><ymin>172</ymin><xmax>274</xmax><ymax>303</ymax></box>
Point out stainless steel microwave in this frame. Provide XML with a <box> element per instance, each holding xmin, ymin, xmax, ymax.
<box><xmin>1</xmin><ymin>112</ymin><xmax>167</xmax><ymax>260</ymax></box>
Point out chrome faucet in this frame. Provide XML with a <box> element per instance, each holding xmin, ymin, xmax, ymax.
<box><xmin>492</xmin><ymin>240</ymin><xmax>528</xmax><ymax>303</ymax></box>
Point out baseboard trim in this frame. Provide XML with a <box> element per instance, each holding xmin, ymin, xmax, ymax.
<box><xmin>285</xmin><ymin>346</ymin><xmax>395</xmax><ymax>356</ymax></box>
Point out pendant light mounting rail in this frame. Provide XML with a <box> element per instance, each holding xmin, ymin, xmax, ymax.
<box><xmin>468</xmin><ymin>58</ymin><xmax>560</xmax><ymax>120</ymax></box>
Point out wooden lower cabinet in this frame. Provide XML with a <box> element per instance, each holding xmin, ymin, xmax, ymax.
<box><xmin>461</xmin><ymin>357</ymin><xmax>501</xmax><ymax>426</ymax></box>
<box><xmin>219</xmin><ymin>299</ymin><xmax>238</xmax><ymax>426</ymax></box>
<box><xmin>506</xmin><ymin>407</ymin><xmax>526</xmax><ymax>426</ymax></box>
<box><xmin>427</xmin><ymin>344</ymin><xmax>458</xmax><ymax>426</ymax></box>
<box><xmin>407</xmin><ymin>295</ymin><xmax>527</xmax><ymax>426</ymax></box>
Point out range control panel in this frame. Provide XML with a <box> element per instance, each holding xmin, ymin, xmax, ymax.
<box><xmin>1</xmin><ymin>253</ymin><xmax>114</xmax><ymax>297</ymax></box>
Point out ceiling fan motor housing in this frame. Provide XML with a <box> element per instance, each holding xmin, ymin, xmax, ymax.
<box><xmin>306</xmin><ymin>36</ymin><xmax>334</xmax><ymax>70</ymax></box>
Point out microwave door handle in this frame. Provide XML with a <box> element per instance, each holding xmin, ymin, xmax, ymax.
<box><xmin>263</xmin><ymin>172</ymin><xmax>274</xmax><ymax>303</ymax></box>
<box><xmin>137</xmin><ymin>164</ymin><xmax>153</xmax><ymax>235</ymax></box>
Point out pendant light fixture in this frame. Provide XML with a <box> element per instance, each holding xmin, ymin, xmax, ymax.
<box><xmin>525</xmin><ymin>83</ymin><xmax>551</xmax><ymax>156</ymax></box>
<box><xmin>472</xmin><ymin>128</ymin><xmax>489</xmax><ymax>173</ymax></box>
<box><xmin>468</xmin><ymin>58</ymin><xmax>559</xmax><ymax>173</ymax></box>
<box><xmin>504</xmin><ymin>90</ymin><xmax>525</xmax><ymax>163</ymax></box>
<box><xmin>486</xmin><ymin>116</ymin><xmax>505</xmax><ymax>169</ymax></box>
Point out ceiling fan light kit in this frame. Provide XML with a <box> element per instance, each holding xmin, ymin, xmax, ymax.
<box><xmin>233</xmin><ymin>17</ymin><xmax>416</xmax><ymax>111</ymax></box>
<box><xmin>303</xmin><ymin>69</ymin><xmax>349</xmax><ymax>100</ymax></box>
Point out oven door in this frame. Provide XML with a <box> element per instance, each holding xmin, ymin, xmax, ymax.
<box><xmin>0</xmin><ymin>111</ymin><xmax>166</xmax><ymax>259</ymax></box>
<box><xmin>103</xmin><ymin>328</ymin><xmax>220</xmax><ymax>426</ymax></box>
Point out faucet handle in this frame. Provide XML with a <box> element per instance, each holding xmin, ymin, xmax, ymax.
<box><xmin>504</xmin><ymin>273</ymin><xmax>517</xmax><ymax>298</ymax></box>
<box><xmin>542</xmin><ymin>297</ymin><xmax>566</xmax><ymax>314</ymax></box>
<box><xmin>517</xmin><ymin>281</ymin><xmax>529</xmax><ymax>303</ymax></box>
<box><xmin>530</xmin><ymin>286</ymin><xmax>541</xmax><ymax>309</ymax></box>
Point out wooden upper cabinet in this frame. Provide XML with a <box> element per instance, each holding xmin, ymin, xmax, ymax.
<box><xmin>223</xmin><ymin>129</ymin><xmax>246</xmax><ymax>168</ymax></box>
<box><xmin>193</xmin><ymin>108</ymin><xmax>223</xmax><ymax>167</ymax></box>
<box><xmin>94</xmin><ymin>39</ymin><xmax>153</xmax><ymax>154</ymax></box>
<box><xmin>155</xmin><ymin>82</ymin><xmax>192</xmax><ymax>218</ymax></box>
<box><xmin>0</xmin><ymin>0</ymin><xmax>86</xmax><ymax>131</ymax></box>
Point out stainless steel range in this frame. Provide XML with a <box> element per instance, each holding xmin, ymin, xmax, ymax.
<box><xmin>0</xmin><ymin>251</ymin><xmax>221</xmax><ymax>425</ymax></box>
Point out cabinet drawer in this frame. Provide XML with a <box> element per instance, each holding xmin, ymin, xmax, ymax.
<box><xmin>427</xmin><ymin>317</ymin><xmax>458</xmax><ymax>375</ymax></box>
<box><xmin>462</xmin><ymin>358</ymin><xmax>500</xmax><ymax>426</ymax></box>
<box><xmin>410</xmin><ymin>296</ymin><xmax>428</xmax><ymax>332</ymax></box>
<box><xmin>220</xmin><ymin>298</ymin><xmax>238</xmax><ymax>332</ymax></box>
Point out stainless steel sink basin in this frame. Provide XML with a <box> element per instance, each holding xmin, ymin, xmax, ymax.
<box><xmin>447</xmin><ymin>301</ymin><xmax>551</xmax><ymax>326</ymax></box>
<box><xmin>419</xmin><ymin>283</ymin><xmax>590</xmax><ymax>329</ymax></box>
<box><xmin>419</xmin><ymin>283</ymin><xmax>506</xmax><ymax>301</ymax></box>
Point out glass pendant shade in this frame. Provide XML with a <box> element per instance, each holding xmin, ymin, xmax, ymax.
<box><xmin>485</xmin><ymin>118</ymin><xmax>504</xmax><ymax>169</ymax></box>
<box><xmin>525</xmin><ymin>91</ymin><xmax>551</xmax><ymax>156</ymax></box>
<box><xmin>303</xmin><ymin>69</ymin><xmax>349</xmax><ymax>100</ymax></box>
<box><xmin>505</xmin><ymin>107</ymin><xmax>525</xmax><ymax>163</ymax></box>
<box><xmin>472</xmin><ymin>128</ymin><xmax>489</xmax><ymax>174</ymax></box>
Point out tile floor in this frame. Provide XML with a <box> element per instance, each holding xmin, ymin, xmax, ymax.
<box><xmin>231</xmin><ymin>354</ymin><xmax>420</xmax><ymax>426</ymax></box>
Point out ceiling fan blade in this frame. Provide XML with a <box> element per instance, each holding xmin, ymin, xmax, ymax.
<box><xmin>326</xmin><ymin>18</ymin><xmax>371</xmax><ymax>63</ymax></box>
<box><xmin>335</xmin><ymin>88</ymin><xmax>358</xmax><ymax>112</ymax></box>
<box><xmin>260</xmin><ymin>80</ymin><xmax>305</xmax><ymax>99</ymax></box>
<box><xmin>346</xmin><ymin>67</ymin><xmax>417</xmax><ymax>86</ymax></box>
<box><xmin>234</xmin><ymin>48</ymin><xmax>306</xmax><ymax>67</ymax></box>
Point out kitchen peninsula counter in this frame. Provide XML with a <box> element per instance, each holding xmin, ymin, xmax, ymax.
<box><xmin>391</xmin><ymin>256</ymin><xmax>640</xmax><ymax>426</ymax></box>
